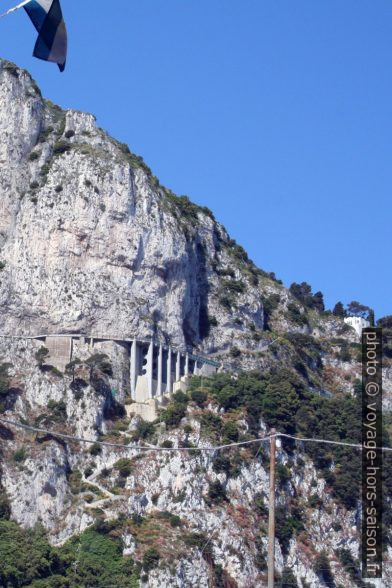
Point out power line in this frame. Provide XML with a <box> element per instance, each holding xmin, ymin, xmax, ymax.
<box><xmin>279</xmin><ymin>433</ymin><xmax>362</xmax><ymax>450</ymax></box>
<box><xmin>0</xmin><ymin>417</ymin><xmax>272</xmax><ymax>452</ymax></box>
<box><xmin>1</xmin><ymin>415</ymin><xmax>390</xmax><ymax>585</ymax></box>
<box><xmin>1</xmin><ymin>417</ymin><xmax>391</xmax><ymax>453</ymax></box>
<box><xmin>280</xmin><ymin>432</ymin><xmax>392</xmax><ymax>452</ymax></box>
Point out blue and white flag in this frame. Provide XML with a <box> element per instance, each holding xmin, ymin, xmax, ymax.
<box><xmin>24</xmin><ymin>0</ymin><xmax>67</xmax><ymax>71</ymax></box>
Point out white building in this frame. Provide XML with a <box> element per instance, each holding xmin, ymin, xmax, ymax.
<box><xmin>344</xmin><ymin>316</ymin><xmax>370</xmax><ymax>338</ymax></box>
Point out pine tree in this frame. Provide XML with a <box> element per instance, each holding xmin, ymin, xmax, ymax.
<box><xmin>332</xmin><ymin>301</ymin><xmax>346</xmax><ymax>317</ymax></box>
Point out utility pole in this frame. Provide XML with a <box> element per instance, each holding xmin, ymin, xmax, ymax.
<box><xmin>267</xmin><ymin>428</ymin><xmax>276</xmax><ymax>588</ymax></box>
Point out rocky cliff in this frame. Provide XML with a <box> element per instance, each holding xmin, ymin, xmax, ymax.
<box><xmin>0</xmin><ymin>59</ymin><xmax>391</xmax><ymax>588</ymax></box>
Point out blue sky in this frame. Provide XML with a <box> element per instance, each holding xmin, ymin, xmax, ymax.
<box><xmin>1</xmin><ymin>0</ymin><xmax>391</xmax><ymax>317</ymax></box>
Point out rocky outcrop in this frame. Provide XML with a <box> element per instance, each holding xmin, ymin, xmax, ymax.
<box><xmin>0</xmin><ymin>59</ymin><xmax>266</xmax><ymax>355</ymax></box>
<box><xmin>0</xmin><ymin>59</ymin><xmax>391</xmax><ymax>588</ymax></box>
<box><xmin>1</xmin><ymin>346</ymin><xmax>391</xmax><ymax>586</ymax></box>
<box><xmin>0</xmin><ymin>58</ymin><xmax>360</xmax><ymax>364</ymax></box>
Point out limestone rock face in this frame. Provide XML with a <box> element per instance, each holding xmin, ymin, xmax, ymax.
<box><xmin>2</xmin><ymin>337</ymin><xmax>392</xmax><ymax>587</ymax></box>
<box><xmin>0</xmin><ymin>59</ymin><xmax>380</xmax><ymax>376</ymax></box>
<box><xmin>0</xmin><ymin>59</ymin><xmax>391</xmax><ymax>588</ymax></box>
<box><xmin>0</xmin><ymin>59</ymin><xmax>266</xmax><ymax>354</ymax></box>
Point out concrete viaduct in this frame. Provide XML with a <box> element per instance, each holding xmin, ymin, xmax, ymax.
<box><xmin>3</xmin><ymin>334</ymin><xmax>219</xmax><ymax>411</ymax></box>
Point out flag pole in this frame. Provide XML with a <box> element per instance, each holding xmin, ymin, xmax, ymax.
<box><xmin>0</xmin><ymin>0</ymin><xmax>32</xmax><ymax>20</ymax></box>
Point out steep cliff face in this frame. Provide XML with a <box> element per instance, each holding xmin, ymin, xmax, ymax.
<box><xmin>0</xmin><ymin>59</ymin><xmax>356</xmax><ymax>362</ymax></box>
<box><xmin>0</xmin><ymin>59</ymin><xmax>267</xmax><ymax>353</ymax></box>
<box><xmin>0</xmin><ymin>59</ymin><xmax>391</xmax><ymax>588</ymax></box>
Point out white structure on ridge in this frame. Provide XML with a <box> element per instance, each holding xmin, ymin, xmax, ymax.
<box><xmin>344</xmin><ymin>316</ymin><xmax>370</xmax><ymax>339</ymax></box>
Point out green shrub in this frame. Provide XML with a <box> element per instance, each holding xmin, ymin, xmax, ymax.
<box><xmin>222</xmin><ymin>421</ymin><xmax>239</xmax><ymax>443</ymax></box>
<box><xmin>173</xmin><ymin>489</ymin><xmax>186</xmax><ymax>503</ymax></box>
<box><xmin>275</xmin><ymin>506</ymin><xmax>304</xmax><ymax>555</ymax></box>
<box><xmin>0</xmin><ymin>494</ymin><xmax>11</xmax><ymax>520</ymax></box>
<box><xmin>308</xmin><ymin>493</ymin><xmax>322</xmax><ymax>509</ymax></box>
<box><xmin>212</xmin><ymin>455</ymin><xmax>232</xmax><ymax>475</ymax></box>
<box><xmin>183</xmin><ymin>532</ymin><xmax>209</xmax><ymax>551</ymax></box>
<box><xmin>3</xmin><ymin>62</ymin><xmax>19</xmax><ymax>77</ymax></box>
<box><xmin>47</xmin><ymin>400</ymin><xmax>67</xmax><ymax>422</ymax></box>
<box><xmin>63</xmin><ymin>526</ymin><xmax>138</xmax><ymax>586</ymax></box>
<box><xmin>276</xmin><ymin>463</ymin><xmax>291</xmax><ymax>486</ymax></box>
<box><xmin>287</xmin><ymin>303</ymin><xmax>308</xmax><ymax>326</ymax></box>
<box><xmin>230</xmin><ymin>346</ymin><xmax>241</xmax><ymax>358</ymax></box>
<box><xmin>254</xmin><ymin>537</ymin><xmax>267</xmax><ymax>570</ymax></box>
<box><xmin>12</xmin><ymin>448</ymin><xmax>27</xmax><ymax>463</ymax></box>
<box><xmin>336</xmin><ymin>548</ymin><xmax>366</xmax><ymax>587</ymax></box>
<box><xmin>338</xmin><ymin>344</ymin><xmax>351</xmax><ymax>362</ymax></box>
<box><xmin>217</xmin><ymin>267</ymin><xmax>235</xmax><ymax>278</ymax></box>
<box><xmin>0</xmin><ymin>363</ymin><xmax>12</xmax><ymax>396</ymax></box>
<box><xmin>89</xmin><ymin>443</ymin><xmax>102</xmax><ymax>456</ymax></box>
<box><xmin>214</xmin><ymin>385</ymin><xmax>240</xmax><ymax>411</ymax></box>
<box><xmin>221</xmin><ymin>279</ymin><xmax>245</xmax><ymax>295</ymax></box>
<box><xmin>161</xmin><ymin>403</ymin><xmax>186</xmax><ymax>427</ymax></box>
<box><xmin>314</xmin><ymin>551</ymin><xmax>334</xmax><ymax>586</ymax></box>
<box><xmin>29</xmin><ymin>151</ymin><xmax>40</xmax><ymax>161</ymax></box>
<box><xmin>35</xmin><ymin>346</ymin><xmax>50</xmax><ymax>367</ymax></box>
<box><xmin>164</xmin><ymin>193</ymin><xmax>203</xmax><ymax>225</ymax></box>
<box><xmin>282</xmin><ymin>568</ymin><xmax>299</xmax><ymax>588</ymax></box>
<box><xmin>172</xmin><ymin>391</ymin><xmax>188</xmax><ymax>404</ymax></box>
<box><xmin>53</xmin><ymin>140</ymin><xmax>71</xmax><ymax>155</ymax></box>
<box><xmin>198</xmin><ymin>412</ymin><xmax>222</xmax><ymax>440</ymax></box>
<box><xmin>132</xmin><ymin>420</ymin><xmax>155</xmax><ymax>441</ymax></box>
<box><xmin>86</xmin><ymin>354</ymin><xmax>113</xmax><ymax>378</ymax></box>
<box><xmin>208</xmin><ymin>480</ymin><xmax>227</xmax><ymax>504</ymax></box>
<box><xmin>225</xmin><ymin>238</ymin><xmax>249</xmax><ymax>264</ymax></box>
<box><xmin>254</xmin><ymin>494</ymin><xmax>268</xmax><ymax>517</ymax></box>
<box><xmin>48</xmin><ymin>366</ymin><xmax>63</xmax><ymax>378</ymax></box>
<box><xmin>84</xmin><ymin>466</ymin><xmax>94</xmax><ymax>478</ymax></box>
<box><xmin>262</xmin><ymin>293</ymin><xmax>281</xmax><ymax>329</ymax></box>
<box><xmin>113</xmin><ymin>419</ymin><xmax>129</xmax><ymax>432</ymax></box>
<box><xmin>0</xmin><ymin>521</ymin><xmax>61</xmax><ymax>585</ymax></box>
<box><xmin>157</xmin><ymin>511</ymin><xmax>181</xmax><ymax>527</ymax></box>
<box><xmin>113</xmin><ymin>458</ymin><xmax>132</xmax><ymax>478</ymax></box>
<box><xmin>190</xmin><ymin>388</ymin><xmax>208</xmax><ymax>407</ymax></box>
<box><xmin>219</xmin><ymin>295</ymin><xmax>235</xmax><ymax>312</ymax></box>
<box><xmin>160</xmin><ymin>440</ymin><xmax>173</xmax><ymax>448</ymax></box>
<box><xmin>142</xmin><ymin>547</ymin><xmax>160</xmax><ymax>571</ymax></box>
<box><xmin>40</xmin><ymin>163</ymin><xmax>51</xmax><ymax>177</ymax></box>
<box><xmin>38</xmin><ymin>125</ymin><xmax>54</xmax><ymax>143</ymax></box>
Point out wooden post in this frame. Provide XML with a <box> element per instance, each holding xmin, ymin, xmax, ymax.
<box><xmin>267</xmin><ymin>429</ymin><xmax>276</xmax><ymax>588</ymax></box>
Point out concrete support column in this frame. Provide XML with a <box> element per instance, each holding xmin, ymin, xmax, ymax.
<box><xmin>185</xmin><ymin>353</ymin><xmax>189</xmax><ymax>376</ymax></box>
<box><xmin>176</xmin><ymin>351</ymin><xmax>181</xmax><ymax>382</ymax></box>
<box><xmin>167</xmin><ymin>347</ymin><xmax>172</xmax><ymax>394</ymax></box>
<box><xmin>147</xmin><ymin>341</ymin><xmax>154</xmax><ymax>399</ymax></box>
<box><xmin>157</xmin><ymin>344</ymin><xmax>163</xmax><ymax>397</ymax></box>
<box><xmin>194</xmin><ymin>360</ymin><xmax>199</xmax><ymax>376</ymax></box>
<box><xmin>130</xmin><ymin>339</ymin><xmax>137</xmax><ymax>400</ymax></box>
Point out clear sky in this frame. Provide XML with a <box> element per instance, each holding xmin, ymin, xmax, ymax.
<box><xmin>1</xmin><ymin>1</ymin><xmax>391</xmax><ymax>318</ymax></box>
